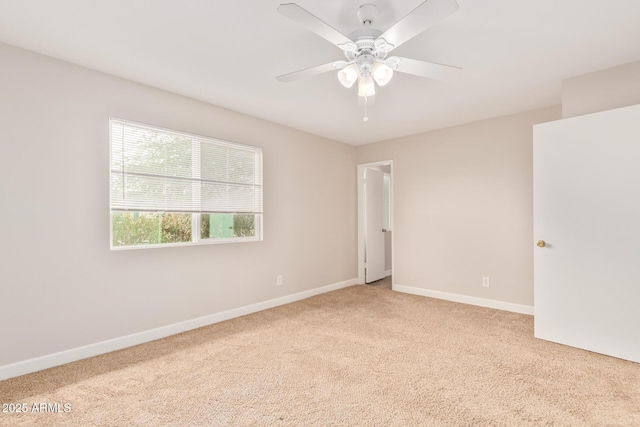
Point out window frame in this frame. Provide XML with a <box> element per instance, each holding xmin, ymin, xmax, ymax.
<box><xmin>109</xmin><ymin>118</ymin><xmax>263</xmax><ymax>251</ymax></box>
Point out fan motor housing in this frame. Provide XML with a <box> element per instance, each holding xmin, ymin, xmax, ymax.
<box><xmin>344</xmin><ymin>38</ymin><xmax>387</xmax><ymax>62</ymax></box>
<box><xmin>348</xmin><ymin>28</ymin><xmax>382</xmax><ymax>42</ymax></box>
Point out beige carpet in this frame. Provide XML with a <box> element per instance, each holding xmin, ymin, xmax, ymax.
<box><xmin>1</xmin><ymin>285</ymin><xmax>639</xmax><ymax>426</ymax></box>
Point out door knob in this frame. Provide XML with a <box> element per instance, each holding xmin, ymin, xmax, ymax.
<box><xmin>382</xmin><ymin>228</ymin><xmax>387</xmax><ymax>232</ymax></box>
<box><xmin>536</xmin><ymin>240</ymin><xmax>546</xmax><ymax>248</ymax></box>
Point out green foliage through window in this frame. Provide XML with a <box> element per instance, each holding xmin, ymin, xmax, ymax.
<box><xmin>112</xmin><ymin>212</ymin><xmax>192</xmax><ymax>246</ymax></box>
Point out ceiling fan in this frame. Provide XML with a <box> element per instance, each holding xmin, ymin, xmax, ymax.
<box><xmin>276</xmin><ymin>0</ymin><xmax>462</xmax><ymax>118</ymax></box>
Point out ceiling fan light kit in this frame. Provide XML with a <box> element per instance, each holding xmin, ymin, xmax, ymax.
<box><xmin>338</xmin><ymin>64</ymin><xmax>359</xmax><ymax>88</ymax></box>
<box><xmin>358</xmin><ymin>74</ymin><xmax>376</xmax><ymax>97</ymax></box>
<box><xmin>371</xmin><ymin>62</ymin><xmax>393</xmax><ymax>86</ymax></box>
<box><xmin>277</xmin><ymin>0</ymin><xmax>462</xmax><ymax>120</ymax></box>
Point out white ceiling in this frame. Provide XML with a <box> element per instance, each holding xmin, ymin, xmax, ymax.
<box><xmin>0</xmin><ymin>0</ymin><xmax>639</xmax><ymax>145</ymax></box>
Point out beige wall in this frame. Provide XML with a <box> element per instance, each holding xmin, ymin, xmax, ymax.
<box><xmin>0</xmin><ymin>42</ymin><xmax>357</xmax><ymax>366</ymax></box>
<box><xmin>563</xmin><ymin>61</ymin><xmax>640</xmax><ymax>118</ymax></box>
<box><xmin>357</xmin><ymin>106</ymin><xmax>561</xmax><ymax>306</ymax></box>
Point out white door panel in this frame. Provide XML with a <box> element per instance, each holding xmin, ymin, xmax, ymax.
<box><xmin>533</xmin><ymin>104</ymin><xmax>640</xmax><ymax>363</ymax></box>
<box><xmin>365</xmin><ymin>168</ymin><xmax>385</xmax><ymax>283</ymax></box>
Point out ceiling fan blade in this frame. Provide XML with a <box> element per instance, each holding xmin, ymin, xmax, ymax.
<box><xmin>393</xmin><ymin>56</ymin><xmax>462</xmax><ymax>81</ymax></box>
<box><xmin>276</xmin><ymin>61</ymin><xmax>342</xmax><ymax>82</ymax></box>
<box><xmin>277</xmin><ymin>3</ymin><xmax>355</xmax><ymax>51</ymax></box>
<box><xmin>377</xmin><ymin>0</ymin><xmax>459</xmax><ymax>49</ymax></box>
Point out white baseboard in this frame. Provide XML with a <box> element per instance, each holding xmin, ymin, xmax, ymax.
<box><xmin>393</xmin><ymin>284</ymin><xmax>534</xmax><ymax>315</ymax></box>
<box><xmin>0</xmin><ymin>278</ymin><xmax>357</xmax><ymax>382</ymax></box>
<box><xmin>385</xmin><ymin>269</ymin><xmax>392</xmax><ymax>277</ymax></box>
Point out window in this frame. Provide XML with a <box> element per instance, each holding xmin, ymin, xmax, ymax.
<box><xmin>110</xmin><ymin>119</ymin><xmax>262</xmax><ymax>249</ymax></box>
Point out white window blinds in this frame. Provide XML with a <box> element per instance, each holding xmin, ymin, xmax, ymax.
<box><xmin>110</xmin><ymin>119</ymin><xmax>263</xmax><ymax>215</ymax></box>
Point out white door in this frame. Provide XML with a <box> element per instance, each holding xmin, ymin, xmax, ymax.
<box><xmin>365</xmin><ymin>168</ymin><xmax>386</xmax><ymax>283</ymax></box>
<box><xmin>533</xmin><ymin>104</ymin><xmax>640</xmax><ymax>363</ymax></box>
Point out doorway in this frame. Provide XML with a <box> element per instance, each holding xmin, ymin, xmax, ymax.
<box><xmin>358</xmin><ymin>160</ymin><xmax>393</xmax><ymax>287</ymax></box>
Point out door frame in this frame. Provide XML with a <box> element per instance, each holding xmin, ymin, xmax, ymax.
<box><xmin>357</xmin><ymin>160</ymin><xmax>394</xmax><ymax>285</ymax></box>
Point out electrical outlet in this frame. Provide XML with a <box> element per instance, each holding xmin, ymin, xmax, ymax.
<box><xmin>482</xmin><ymin>277</ymin><xmax>490</xmax><ymax>287</ymax></box>
<box><xmin>277</xmin><ymin>275</ymin><xmax>283</xmax><ymax>286</ymax></box>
